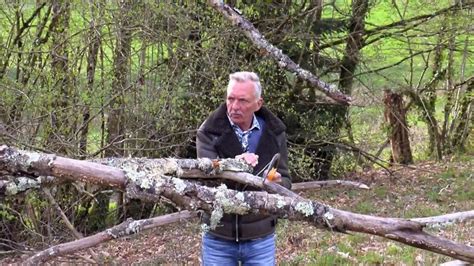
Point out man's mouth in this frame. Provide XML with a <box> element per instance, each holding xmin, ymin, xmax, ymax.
<box><xmin>230</xmin><ymin>113</ymin><xmax>242</xmax><ymax>118</ymax></box>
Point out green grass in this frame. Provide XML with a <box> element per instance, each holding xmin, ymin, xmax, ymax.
<box><xmin>354</xmin><ymin>201</ymin><xmax>375</xmax><ymax>214</ymax></box>
<box><xmin>360</xmin><ymin>251</ymin><xmax>384</xmax><ymax>264</ymax></box>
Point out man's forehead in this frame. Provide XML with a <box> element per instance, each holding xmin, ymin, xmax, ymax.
<box><xmin>227</xmin><ymin>92</ymin><xmax>255</xmax><ymax>100</ymax></box>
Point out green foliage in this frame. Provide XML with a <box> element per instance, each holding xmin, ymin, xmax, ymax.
<box><xmin>0</xmin><ymin>206</ymin><xmax>15</xmax><ymax>221</ymax></box>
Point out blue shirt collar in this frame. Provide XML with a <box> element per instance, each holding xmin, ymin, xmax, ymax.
<box><xmin>228</xmin><ymin>113</ymin><xmax>261</xmax><ymax>133</ymax></box>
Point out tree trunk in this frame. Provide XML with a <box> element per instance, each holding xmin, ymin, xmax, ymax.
<box><xmin>105</xmin><ymin>0</ymin><xmax>132</xmax><ymax>157</ymax></box>
<box><xmin>79</xmin><ymin>2</ymin><xmax>102</xmax><ymax>158</ymax></box>
<box><xmin>335</xmin><ymin>0</ymin><xmax>369</xmax><ymax>126</ymax></box>
<box><xmin>102</xmin><ymin>0</ymin><xmax>133</xmax><ymax>227</ymax></box>
<box><xmin>46</xmin><ymin>0</ymin><xmax>72</xmax><ymax>155</ymax></box>
<box><xmin>451</xmin><ymin>78</ymin><xmax>473</xmax><ymax>151</ymax></box>
<box><xmin>384</xmin><ymin>90</ymin><xmax>413</xmax><ymax>165</ymax></box>
<box><xmin>441</xmin><ymin>34</ymin><xmax>456</xmax><ymax>152</ymax></box>
<box><xmin>423</xmin><ymin>29</ymin><xmax>445</xmax><ymax>160</ymax></box>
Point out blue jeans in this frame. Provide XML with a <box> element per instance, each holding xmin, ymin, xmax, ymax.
<box><xmin>201</xmin><ymin>233</ymin><xmax>276</xmax><ymax>265</ymax></box>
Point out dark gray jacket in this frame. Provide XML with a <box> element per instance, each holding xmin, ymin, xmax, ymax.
<box><xmin>196</xmin><ymin>104</ymin><xmax>291</xmax><ymax>241</ymax></box>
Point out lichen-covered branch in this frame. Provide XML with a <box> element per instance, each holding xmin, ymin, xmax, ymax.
<box><xmin>24</xmin><ymin>211</ymin><xmax>197</xmax><ymax>265</ymax></box>
<box><xmin>411</xmin><ymin>211</ymin><xmax>474</xmax><ymax>225</ymax></box>
<box><xmin>0</xmin><ymin>175</ymin><xmax>57</xmax><ymax>196</ymax></box>
<box><xmin>207</xmin><ymin>0</ymin><xmax>351</xmax><ymax>105</ymax></box>
<box><xmin>1</xmin><ymin>145</ymin><xmax>473</xmax><ymax>262</ymax></box>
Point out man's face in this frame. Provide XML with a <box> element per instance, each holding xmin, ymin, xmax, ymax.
<box><xmin>226</xmin><ymin>80</ymin><xmax>263</xmax><ymax>130</ymax></box>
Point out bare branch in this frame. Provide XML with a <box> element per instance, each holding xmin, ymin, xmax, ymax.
<box><xmin>207</xmin><ymin>0</ymin><xmax>351</xmax><ymax>105</ymax></box>
<box><xmin>292</xmin><ymin>180</ymin><xmax>370</xmax><ymax>191</ymax></box>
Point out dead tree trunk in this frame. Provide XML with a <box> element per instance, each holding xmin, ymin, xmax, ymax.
<box><xmin>451</xmin><ymin>77</ymin><xmax>473</xmax><ymax>151</ymax></box>
<box><xmin>384</xmin><ymin>90</ymin><xmax>413</xmax><ymax>165</ymax></box>
<box><xmin>0</xmin><ymin>145</ymin><xmax>473</xmax><ymax>263</ymax></box>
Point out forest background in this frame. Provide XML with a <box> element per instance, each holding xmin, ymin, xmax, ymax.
<box><xmin>0</xmin><ymin>0</ymin><xmax>472</xmax><ymax>264</ymax></box>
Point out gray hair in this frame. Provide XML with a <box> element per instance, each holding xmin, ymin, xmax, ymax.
<box><xmin>227</xmin><ymin>71</ymin><xmax>262</xmax><ymax>98</ymax></box>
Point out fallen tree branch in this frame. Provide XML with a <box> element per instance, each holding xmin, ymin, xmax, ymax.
<box><xmin>0</xmin><ymin>145</ymin><xmax>473</xmax><ymax>263</ymax></box>
<box><xmin>207</xmin><ymin>0</ymin><xmax>351</xmax><ymax>105</ymax></box>
<box><xmin>292</xmin><ymin>180</ymin><xmax>370</xmax><ymax>191</ymax></box>
<box><xmin>411</xmin><ymin>211</ymin><xmax>474</xmax><ymax>225</ymax></box>
<box><xmin>24</xmin><ymin>211</ymin><xmax>197</xmax><ymax>265</ymax></box>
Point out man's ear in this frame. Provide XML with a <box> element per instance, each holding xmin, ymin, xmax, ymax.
<box><xmin>256</xmin><ymin>98</ymin><xmax>263</xmax><ymax>110</ymax></box>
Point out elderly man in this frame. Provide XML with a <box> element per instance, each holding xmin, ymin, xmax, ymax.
<box><xmin>197</xmin><ymin>71</ymin><xmax>291</xmax><ymax>265</ymax></box>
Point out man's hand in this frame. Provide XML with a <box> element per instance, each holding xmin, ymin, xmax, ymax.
<box><xmin>235</xmin><ymin>152</ymin><xmax>259</xmax><ymax>167</ymax></box>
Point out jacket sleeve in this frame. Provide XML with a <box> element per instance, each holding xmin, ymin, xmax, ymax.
<box><xmin>277</xmin><ymin>132</ymin><xmax>292</xmax><ymax>190</ymax></box>
<box><xmin>196</xmin><ymin>122</ymin><xmax>219</xmax><ymax>159</ymax></box>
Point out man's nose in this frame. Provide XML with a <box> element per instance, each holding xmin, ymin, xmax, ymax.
<box><xmin>231</xmin><ymin>101</ymin><xmax>240</xmax><ymax>110</ymax></box>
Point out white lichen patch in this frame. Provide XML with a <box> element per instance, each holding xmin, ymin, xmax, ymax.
<box><xmin>126</xmin><ymin>169</ymin><xmax>148</xmax><ymax>188</ymax></box>
<box><xmin>139</xmin><ymin>177</ymin><xmax>152</xmax><ymax>190</ymax></box>
<box><xmin>275</xmin><ymin>195</ymin><xmax>286</xmax><ymax>209</ymax></box>
<box><xmin>122</xmin><ymin>162</ymin><xmax>165</xmax><ymax>190</ymax></box>
<box><xmin>323</xmin><ymin>211</ymin><xmax>334</xmax><ymax>220</ymax></box>
<box><xmin>125</xmin><ymin>220</ymin><xmax>141</xmax><ymax>234</ymax></box>
<box><xmin>213</xmin><ymin>185</ymin><xmax>250</xmax><ymax>215</ymax></box>
<box><xmin>323</xmin><ymin>211</ymin><xmax>335</xmax><ymax>227</ymax></box>
<box><xmin>215</xmin><ymin>183</ymin><xmax>228</xmax><ymax>191</ymax></box>
<box><xmin>152</xmin><ymin>176</ymin><xmax>165</xmax><ymax>190</ymax></box>
<box><xmin>209</xmin><ymin>207</ymin><xmax>223</xmax><ymax>229</ymax></box>
<box><xmin>161</xmin><ymin>159</ymin><xmax>179</xmax><ymax>175</ymax></box>
<box><xmin>295</xmin><ymin>201</ymin><xmax>314</xmax><ymax>217</ymax></box>
<box><xmin>197</xmin><ymin>158</ymin><xmax>213</xmax><ymax>172</ymax></box>
<box><xmin>426</xmin><ymin>221</ymin><xmax>453</xmax><ymax>230</ymax></box>
<box><xmin>5</xmin><ymin>177</ymin><xmax>39</xmax><ymax>195</ymax></box>
<box><xmin>235</xmin><ymin>192</ymin><xmax>245</xmax><ymax>202</ymax></box>
<box><xmin>218</xmin><ymin>159</ymin><xmax>253</xmax><ymax>173</ymax></box>
<box><xmin>26</xmin><ymin>152</ymin><xmax>41</xmax><ymax>166</ymax></box>
<box><xmin>175</xmin><ymin>166</ymin><xmax>183</xmax><ymax>178</ymax></box>
<box><xmin>6</xmin><ymin>182</ymin><xmax>18</xmax><ymax>195</ymax></box>
<box><xmin>105</xmin><ymin>228</ymin><xmax>119</xmax><ymax>239</ymax></box>
<box><xmin>18</xmin><ymin>177</ymin><xmax>38</xmax><ymax>189</ymax></box>
<box><xmin>172</xmin><ymin>178</ymin><xmax>187</xmax><ymax>194</ymax></box>
<box><xmin>323</xmin><ymin>211</ymin><xmax>334</xmax><ymax>228</ymax></box>
<box><xmin>122</xmin><ymin>165</ymin><xmax>142</xmax><ymax>183</ymax></box>
<box><xmin>200</xmin><ymin>223</ymin><xmax>210</xmax><ymax>234</ymax></box>
<box><xmin>214</xmin><ymin>185</ymin><xmax>229</xmax><ymax>205</ymax></box>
